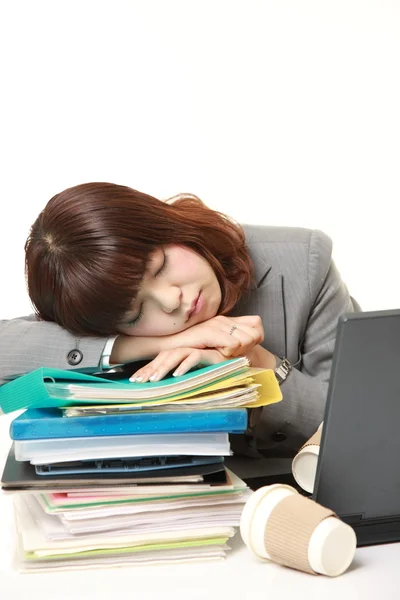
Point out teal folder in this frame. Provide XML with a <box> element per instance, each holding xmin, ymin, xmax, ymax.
<box><xmin>0</xmin><ymin>358</ymin><xmax>249</xmax><ymax>414</ymax></box>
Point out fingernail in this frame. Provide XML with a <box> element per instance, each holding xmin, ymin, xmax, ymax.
<box><xmin>149</xmin><ymin>372</ymin><xmax>160</xmax><ymax>381</ymax></box>
<box><xmin>130</xmin><ymin>376</ymin><xmax>142</xmax><ymax>382</ymax></box>
<box><xmin>173</xmin><ymin>369</ymin><xmax>182</xmax><ymax>377</ymax></box>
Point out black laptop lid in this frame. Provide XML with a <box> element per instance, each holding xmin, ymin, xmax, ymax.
<box><xmin>313</xmin><ymin>310</ymin><xmax>400</xmax><ymax>531</ymax></box>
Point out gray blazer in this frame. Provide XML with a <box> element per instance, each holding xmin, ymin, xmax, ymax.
<box><xmin>0</xmin><ymin>225</ymin><xmax>359</xmax><ymax>454</ymax></box>
<box><xmin>231</xmin><ymin>225</ymin><xmax>360</xmax><ymax>455</ymax></box>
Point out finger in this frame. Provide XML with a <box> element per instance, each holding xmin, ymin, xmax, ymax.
<box><xmin>218</xmin><ymin>323</ymin><xmax>262</xmax><ymax>357</ymax></box>
<box><xmin>183</xmin><ymin>316</ymin><xmax>243</xmax><ymax>351</ymax></box>
<box><xmin>206</xmin><ymin>329</ymin><xmax>242</xmax><ymax>352</ymax></box>
<box><xmin>218</xmin><ymin>346</ymin><xmax>236</xmax><ymax>358</ymax></box>
<box><xmin>216</xmin><ymin>330</ymin><xmax>252</xmax><ymax>358</ymax></box>
<box><xmin>219</xmin><ymin>324</ymin><xmax>260</xmax><ymax>357</ymax></box>
<box><xmin>130</xmin><ymin>358</ymin><xmax>160</xmax><ymax>382</ymax></box>
<box><xmin>147</xmin><ymin>348</ymin><xmax>195</xmax><ymax>382</ymax></box>
<box><xmin>214</xmin><ymin>314</ymin><xmax>262</xmax><ymax>331</ymax></box>
<box><xmin>129</xmin><ymin>350</ymin><xmax>187</xmax><ymax>382</ymax></box>
<box><xmin>230</xmin><ymin>317</ymin><xmax>264</xmax><ymax>346</ymax></box>
<box><xmin>230</xmin><ymin>315</ymin><xmax>263</xmax><ymax>329</ymax></box>
<box><xmin>217</xmin><ymin>317</ymin><xmax>262</xmax><ymax>340</ymax></box>
<box><xmin>172</xmin><ymin>350</ymin><xmax>204</xmax><ymax>377</ymax></box>
<box><xmin>231</xmin><ymin>323</ymin><xmax>263</xmax><ymax>347</ymax></box>
<box><xmin>173</xmin><ymin>350</ymin><xmax>221</xmax><ymax>377</ymax></box>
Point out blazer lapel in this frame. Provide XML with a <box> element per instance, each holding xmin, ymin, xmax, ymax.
<box><xmin>230</xmin><ymin>247</ymin><xmax>287</xmax><ymax>358</ymax></box>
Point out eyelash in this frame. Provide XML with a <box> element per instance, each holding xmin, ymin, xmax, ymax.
<box><xmin>127</xmin><ymin>308</ymin><xmax>144</xmax><ymax>328</ymax></box>
<box><xmin>156</xmin><ymin>251</ymin><xmax>169</xmax><ymax>277</ymax></box>
<box><xmin>128</xmin><ymin>250</ymin><xmax>169</xmax><ymax>327</ymax></box>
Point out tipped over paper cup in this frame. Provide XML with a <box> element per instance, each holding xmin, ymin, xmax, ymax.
<box><xmin>240</xmin><ymin>483</ymin><xmax>356</xmax><ymax>577</ymax></box>
<box><xmin>292</xmin><ymin>423</ymin><xmax>323</xmax><ymax>493</ymax></box>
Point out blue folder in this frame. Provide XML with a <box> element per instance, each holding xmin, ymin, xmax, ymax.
<box><xmin>35</xmin><ymin>455</ymin><xmax>225</xmax><ymax>476</ymax></box>
<box><xmin>10</xmin><ymin>407</ymin><xmax>248</xmax><ymax>440</ymax></box>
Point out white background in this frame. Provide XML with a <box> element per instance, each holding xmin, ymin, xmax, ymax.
<box><xmin>1</xmin><ymin>0</ymin><xmax>399</xmax><ymax>320</ymax></box>
<box><xmin>1</xmin><ymin>4</ymin><xmax>400</xmax><ymax>592</ymax></box>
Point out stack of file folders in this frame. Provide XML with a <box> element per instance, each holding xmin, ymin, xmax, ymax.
<box><xmin>0</xmin><ymin>357</ymin><xmax>282</xmax><ymax>572</ymax></box>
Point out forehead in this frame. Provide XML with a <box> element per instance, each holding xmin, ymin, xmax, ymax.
<box><xmin>146</xmin><ymin>245</ymin><xmax>207</xmax><ymax>278</ymax></box>
<box><xmin>163</xmin><ymin>244</ymin><xmax>202</xmax><ymax>262</ymax></box>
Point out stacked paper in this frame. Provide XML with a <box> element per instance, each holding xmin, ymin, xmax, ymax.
<box><xmin>0</xmin><ymin>357</ymin><xmax>282</xmax><ymax>572</ymax></box>
<box><xmin>14</xmin><ymin>469</ymin><xmax>251</xmax><ymax>572</ymax></box>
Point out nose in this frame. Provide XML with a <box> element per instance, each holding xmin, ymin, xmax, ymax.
<box><xmin>154</xmin><ymin>285</ymin><xmax>182</xmax><ymax>313</ymax></box>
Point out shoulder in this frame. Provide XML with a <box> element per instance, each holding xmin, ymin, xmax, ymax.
<box><xmin>241</xmin><ymin>224</ymin><xmax>333</xmax><ymax>297</ymax></box>
<box><xmin>0</xmin><ymin>314</ymin><xmax>38</xmax><ymax>327</ymax></box>
<box><xmin>241</xmin><ymin>224</ymin><xmax>331</xmax><ymax>250</ymax></box>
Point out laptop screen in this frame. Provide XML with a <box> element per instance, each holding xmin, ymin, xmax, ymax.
<box><xmin>313</xmin><ymin>309</ymin><xmax>400</xmax><ymax>545</ymax></box>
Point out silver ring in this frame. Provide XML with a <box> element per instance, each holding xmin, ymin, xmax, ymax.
<box><xmin>229</xmin><ymin>325</ymin><xmax>237</xmax><ymax>336</ymax></box>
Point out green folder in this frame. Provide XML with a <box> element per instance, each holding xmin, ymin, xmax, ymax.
<box><xmin>24</xmin><ymin>536</ymin><xmax>230</xmax><ymax>561</ymax></box>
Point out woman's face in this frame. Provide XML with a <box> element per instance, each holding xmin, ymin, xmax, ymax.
<box><xmin>117</xmin><ymin>245</ymin><xmax>222</xmax><ymax>336</ymax></box>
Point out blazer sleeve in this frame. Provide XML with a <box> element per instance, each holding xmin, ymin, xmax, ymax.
<box><xmin>0</xmin><ymin>315</ymin><xmax>108</xmax><ymax>384</ymax></box>
<box><xmin>254</xmin><ymin>230</ymin><xmax>361</xmax><ymax>455</ymax></box>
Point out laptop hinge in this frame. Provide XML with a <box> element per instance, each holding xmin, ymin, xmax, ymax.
<box><xmin>341</xmin><ymin>513</ymin><xmax>400</xmax><ymax>526</ymax></box>
<box><xmin>341</xmin><ymin>513</ymin><xmax>364</xmax><ymax>524</ymax></box>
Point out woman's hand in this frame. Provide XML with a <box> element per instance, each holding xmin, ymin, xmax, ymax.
<box><xmin>129</xmin><ymin>343</ymin><xmax>277</xmax><ymax>383</ymax></box>
<box><xmin>111</xmin><ymin>315</ymin><xmax>263</xmax><ymax>365</ymax></box>
<box><xmin>174</xmin><ymin>315</ymin><xmax>264</xmax><ymax>358</ymax></box>
<box><xmin>129</xmin><ymin>347</ymin><xmax>227</xmax><ymax>382</ymax></box>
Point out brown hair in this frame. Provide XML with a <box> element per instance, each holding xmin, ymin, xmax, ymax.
<box><xmin>25</xmin><ymin>182</ymin><xmax>254</xmax><ymax>336</ymax></box>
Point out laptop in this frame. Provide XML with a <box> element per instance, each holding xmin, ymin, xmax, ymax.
<box><xmin>313</xmin><ymin>308</ymin><xmax>400</xmax><ymax>546</ymax></box>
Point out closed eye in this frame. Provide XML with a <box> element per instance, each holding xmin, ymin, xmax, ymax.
<box><xmin>155</xmin><ymin>250</ymin><xmax>169</xmax><ymax>277</ymax></box>
<box><xmin>125</xmin><ymin>248</ymin><xmax>168</xmax><ymax>328</ymax></box>
<box><xmin>126</xmin><ymin>306</ymin><xmax>144</xmax><ymax>328</ymax></box>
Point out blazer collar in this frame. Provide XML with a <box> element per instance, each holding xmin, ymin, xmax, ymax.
<box><xmin>246</xmin><ymin>244</ymin><xmax>272</xmax><ymax>289</ymax></box>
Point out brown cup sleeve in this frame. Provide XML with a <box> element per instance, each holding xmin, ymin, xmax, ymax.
<box><xmin>300</xmin><ymin>428</ymin><xmax>322</xmax><ymax>451</ymax></box>
<box><xmin>264</xmin><ymin>494</ymin><xmax>336</xmax><ymax>574</ymax></box>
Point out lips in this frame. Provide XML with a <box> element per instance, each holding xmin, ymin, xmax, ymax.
<box><xmin>186</xmin><ymin>292</ymin><xmax>201</xmax><ymax>321</ymax></box>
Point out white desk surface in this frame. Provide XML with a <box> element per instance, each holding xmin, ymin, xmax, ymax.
<box><xmin>1</xmin><ymin>415</ymin><xmax>400</xmax><ymax>600</ymax></box>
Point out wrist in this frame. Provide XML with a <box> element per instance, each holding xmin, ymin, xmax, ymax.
<box><xmin>163</xmin><ymin>328</ymin><xmax>206</xmax><ymax>351</ymax></box>
<box><xmin>111</xmin><ymin>335</ymin><xmax>166</xmax><ymax>364</ymax></box>
<box><xmin>248</xmin><ymin>345</ymin><xmax>277</xmax><ymax>370</ymax></box>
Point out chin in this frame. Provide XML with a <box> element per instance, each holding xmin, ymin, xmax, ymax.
<box><xmin>176</xmin><ymin>323</ymin><xmax>191</xmax><ymax>333</ymax></box>
<box><xmin>118</xmin><ymin>329</ymin><xmax>136</xmax><ymax>337</ymax></box>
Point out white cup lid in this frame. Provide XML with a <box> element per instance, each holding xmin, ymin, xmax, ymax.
<box><xmin>308</xmin><ymin>516</ymin><xmax>357</xmax><ymax>576</ymax></box>
<box><xmin>292</xmin><ymin>445</ymin><xmax>320</xmax><ymax>493</ymax></box>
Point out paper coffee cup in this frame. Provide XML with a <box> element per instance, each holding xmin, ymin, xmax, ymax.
<box><xmin>240</xmin><ymin>484</ymin><xmax>356</xmax><ymax>577</ymax></box>
<box><xmin>292</xmin><ymin>423</ymin><xmax>323</xmax><ymax>493</ymax></box>
<box><xmin>308</xmin><ymin>515</ymin><xmax>357</xmax><ymax>576</ymax></box>
<box><xmin>240</xmin><ymin>484</ymin><xmax>297</xmax><ymax>560</ymax></box>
